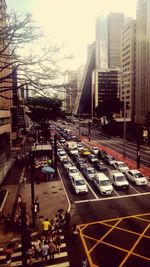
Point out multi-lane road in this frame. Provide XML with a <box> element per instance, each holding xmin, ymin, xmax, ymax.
<box><xmin>57</xmin><ymin>122</ymin><xmax>150</xmax><ymax>267</ymax></box>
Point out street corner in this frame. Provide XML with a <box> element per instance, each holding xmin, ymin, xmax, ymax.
<box><xmin>78</xmin><ymin>213</ymin><xmax>150</xmax><ymax>267</ymax></box>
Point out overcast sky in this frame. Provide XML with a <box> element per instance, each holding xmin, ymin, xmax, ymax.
<box><xmin>6</xmin><ymin>0</ymin><xmax>137</xmax><ymax>70</ymax></box>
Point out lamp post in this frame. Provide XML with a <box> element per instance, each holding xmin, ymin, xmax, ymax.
<box><xmin>29</xmin><ymin>154</ymin><xmax>35</xmax><ymax>228</ymax></box>
<box><xmin>121</xmin><ymin>70</ymin><xmax>134</xmax><ymax>159</ymax></box>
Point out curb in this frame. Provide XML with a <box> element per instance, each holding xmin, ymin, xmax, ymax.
<box><xmin>0</xmin><ymin>190</ymin><xmax>9</xmax><ymax>214</ymax></box>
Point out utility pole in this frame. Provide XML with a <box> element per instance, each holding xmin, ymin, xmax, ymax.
<box><xmin>137</xmin><ymin>127</ymin><xmax>141</xmax><ymax>169</ymax></box>
<box><xmin>54</xmin><ymin>133</ymin><xmax>58</xmax><ymax>177</ymax></box>
<box><xmin>29</xmin><ymin>154</ymin><xmax>35</xmax><ymax>228</ymax></box>
<box><xmin>21</xmin><ymin>202</ymin><xmax>28</xmax><ymax>267</ymax></box>
<box><xmin>88</xmin><ymin>121</ymin><xmax>91</xmax><ymax>142</ymax></box>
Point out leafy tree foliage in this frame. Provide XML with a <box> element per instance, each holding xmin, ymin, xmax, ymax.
<box><xmin>26</xmin><ymin>97</ymin><xmax>63</xmax><ymax>122</ymax></box>
<box><xmin>95</xmin><ymin>98</ymin><xmax>124</xmax><ymax>121</ymax></box>
<box><xmin>0</xmin><ymin>10</ymin><xmax>71</xmax><ymax>100</ymax></box>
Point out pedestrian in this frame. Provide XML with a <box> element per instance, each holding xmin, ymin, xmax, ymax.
<box><xmin>22</xmin><ymin>177</ymin><xmax>27</xmax><ymax>187</ymax></box>
<box><xmin>48</xmin><ymin>241</ymin><xmax>56</xmax><ymax>261</ymax></box>
<box><xmin>3</xmin><ymin>247</ymin><xmax>13</xmax><ymax>266</ymax></box>
<box><xmin>54</xmin><ymin>231</ymin><xmax>61</xmax><ymax>254</ymax></box>
<box><xmin>34</xmin><ymin>203</ymin><xmax>39</xmax><ymax>220</ymax></box>
<box><xmin>42</xmin><ymin>218</ymin><xmax>51</xmax><ymax>235</ymax></box>
<box><xmin>4</xmin><ymin>214</ymin><xmax>11</xmax><ymax>233</ymax></box>
<box><xmin>65</xmin><ymin>211</ymin><xmax>71</xmax><ymax>229</ymax></box>
<box><xmin>27</xmin><ymin>244</ymin><xmax>35</xmax><ymax>266</ymax></box>
<box><xmin>72</xmin><ymin>223</ymin><xmax>79</xmax><ymax>242</ymax></box>
<box><xmin>17</xmin><ymin>194</ymin><xmax>22</xmax><ymax>207</ymax></box>
<box><xmin>81</xmin><ymin>258</ymin><xmax>89</xmax><ymax>267</ymax></box>
<box><xmin>33</xmin><ymin>238</ymin><xmax>41</xmax><ymax>259</ymax></box>
<box><xmin>34</xmin><ymin>196</ymin><xmax>40</xmax><ymax>212</ymax></box>
<box><xmin>41</xmin><ymin>241</ymin><xmax>49</xmax><ymax>265</ymax></box>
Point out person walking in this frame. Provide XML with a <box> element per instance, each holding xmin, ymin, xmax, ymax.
<box><xmin>22</xmin><ymin>177</ymin><xmax>27</xmax><ymax>187</ymax></box>
<box><xmin>65</xmin><ymin>211</ymin><xmax>71</xmax><ymax>229</ymax></box>
<box><xmin>4</xmin><ymin>247</ymin><xmax>13</xmax><ymax>266</ymax></box>
<box><xmin>41</xmin><ymin>241</ymin><xmax>49</xmax><ymax>265</ymax></box>
<box><xmin>27</xmin><ymin>244</ymin><xmax>35</xmax><ymax>266</ymax></box>
<box><xmin>54</xmin><ymin>231</ymin><xmax>61</xmax><ymax>254</ymax></box>
<box><xmin>42</xmin><ymin>218</ymin><xmax>51</xmax><ymax>235</ymax></box>
<box><xmin>34</xmin><ymin>196</ymin><xmax>40</xmax><ymax>212</ymax></box>
<box><xmin>48</xmin><ymin>241</ymin><xmax>56</xmax><ymax>261</ymax></box>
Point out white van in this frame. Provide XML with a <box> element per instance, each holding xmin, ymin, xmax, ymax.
<box><xmin>106</xmin><ymin>169</ymin><xmax>129</xmax><ymax>189</ymax></box>
<box><xmin>93</xmin><ymin>173</ymin><xmax>114</xmax><ymax>195</ymax></box>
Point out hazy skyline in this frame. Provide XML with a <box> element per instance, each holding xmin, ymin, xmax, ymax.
<box><xmin>6</xmin><ymin>0</ymin><xmax>137</xmax><ymax>70</ymax></box>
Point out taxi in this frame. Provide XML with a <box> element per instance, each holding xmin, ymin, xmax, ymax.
<box><xmin>82</xmin><ymin>148</ymin><xmax>91</xmax><ymax>156</ymax></box>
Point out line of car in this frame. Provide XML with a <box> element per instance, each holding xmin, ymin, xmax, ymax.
<box><xmin>54</xmin><ymin>124</ymin><xmax>149</xmax><ymax>196</ymax></box>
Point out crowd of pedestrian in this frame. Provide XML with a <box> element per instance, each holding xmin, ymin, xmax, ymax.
<box><xmin>25</xmin><ymin>209</ymin><xmax>71</xmax><ymax>265</ymax></box>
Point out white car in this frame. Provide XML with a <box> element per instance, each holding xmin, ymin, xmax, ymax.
<box><xmin>113</xmin><ymin>161</ymin><xmax>129</xmax><ymax>174</ymax></box>
<box><xmin>104</xmin><ymin>154</ymin><xmax>116</xmax><ymax>165</ymax></box>
<box><xmin>93</xmin><ymin>173</ymin><xmax>114</xmax><ymax>195</ymax></box>
<box><xmin>125</xmin><ymin>170</ymin><xmax>148</xmax><ymax>186</ymax></box>
<box><xmin>67</xmin><ymin>166</ymin><xmax>80</xmax><ymax>179</ymax></box>
<box><xmin>57</xmin><ymin>150</ymin><xmax>67</xmax><ymax>161</ymax></box>
<box><xmin>82</xmin><ymin>166</ymin><xmax>96</xmax><ymax>181</ymax></box>
<box><xmin>77</xmin><ymin>143</ymin><xmax>84</xmax><ymax>151</ymax></box>
<box><xmin>91</xmin><ymin>146</ymin><xmax>99</xmax><ymax>155</ymax></box>
<box><xmin>71</xmin><ymin>175</ymin><xmax>88</xmax><ymax>194</ymax></box>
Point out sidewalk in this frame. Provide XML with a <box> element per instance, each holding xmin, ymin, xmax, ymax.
<box><xmin>0</xmin><ymin>179</ymin><xmax>69</xmax><ymax>246</ymax></box>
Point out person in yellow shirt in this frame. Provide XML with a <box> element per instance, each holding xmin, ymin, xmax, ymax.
<box><xmin>42</xmin><ymin>218</ymin><xmax>51</xmax><ymax>235</ymax></box>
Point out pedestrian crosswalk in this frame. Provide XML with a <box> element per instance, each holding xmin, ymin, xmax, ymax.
<box><xmin>0</xmin><ymin>234</ymin><xmax>70</xmax><ymax>266</ymax></box>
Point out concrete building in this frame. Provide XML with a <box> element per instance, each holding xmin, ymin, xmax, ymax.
<box><xmin>92</xmin><ymin>69</ymin><xmax>119</xmax><ymax>117</ymax></box>
<box><xmin>108</xmin><ymin>13</ymin><xmax>124</xmax><ymax>69</ymax></box>
<box><xmin>0</xmin><ymin>0</ymin><xmax>12</xmax><ymax>154</ymax></box>
<box><xmin>121</xmin><ymin>19</ymin><xmax>136</xmax><ymax>121</ymax></box>
<box><xmin>66</xmin><ymin>71</ymin><xmax>78</xmax><ymax>114</ymax></box>
<box><xmin>135</xmin><ymin>0</ymin><xmax>150</xmax><ymax>124</ymax></box>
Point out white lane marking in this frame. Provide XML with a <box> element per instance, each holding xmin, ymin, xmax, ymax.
<box><xmin>129</xmin><ymin>184</ymin><xmax>142</xmax><ymax>194</ymax></box>
<box><xmin>74</xmin><ymin>191</ymin><xmax>150</xmax><ymax>203</ymax></box>
<box><xmin>46</xmin><ymin>262</ymin><xmax>70</xmax><ymax>267</ymax></box>
<box><xmin>58</xmin><ymin>168</ymin><xmax>71</xmax><ymax>213</ymax></box>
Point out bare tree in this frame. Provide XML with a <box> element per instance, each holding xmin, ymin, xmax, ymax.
<box><xmin>0</xmin><ymin>10</ymin><xmax>72</xmax><ymax>99</ymax></box>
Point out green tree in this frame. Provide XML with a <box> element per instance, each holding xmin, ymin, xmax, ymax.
<box><xmin>26</xmin><ymin>97</ymin><xmax>63</xmax><ymax>123</ymax></box>
<box><xmin>0</xmin><ymin>10</ymin><xmax>72</xmax><ymax>99</ymax></box>
<box><xmin>95</xmin><ymin>98</ymin><xmax>124</xmax><ymax>121</ymax></box>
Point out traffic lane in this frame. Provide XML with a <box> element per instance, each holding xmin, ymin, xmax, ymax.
<box><xmin>75</xmin><ymin>195</ymin><xmax>150</xmax><ymax>267</ymax></box>
<box><xmin>59</xmin><ymin>166</ymin><xmax>97</xmax><ymax>203</ymax></box>
<box><xmin>74</xmin><ymin>193</ymin><xmax>150</xmax><ymax>225</ymax></box>
<box><xmin>79</xmin><ymin>215</ymin><xmax>150</xmax><ymax>267</ymax></box>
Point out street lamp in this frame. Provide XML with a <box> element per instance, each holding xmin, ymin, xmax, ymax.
<box><xmin>120</xmin><ymin>70</ymin><xmax>134</xmax><ymax>159</ymax></box>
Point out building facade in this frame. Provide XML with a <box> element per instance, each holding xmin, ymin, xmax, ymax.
<box><xmin>135</xmin><ymin>0</ymin><xmax>150</xmax><ymax>124</ymax></box>
<box><xmin>121</xmin><ymin>19</ymin><xmax>136</xmax><ymax>120</ymax></box>
<box><xmin>0</xmin><ymin>0</ymin><xmax>12</xmax><ymax>154</ymax></box>
<box><xmin>66</xmin><ymin>71</ymin><xmax>78</xmax><ymax>114</ymax></box>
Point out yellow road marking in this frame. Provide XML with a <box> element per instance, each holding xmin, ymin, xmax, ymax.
<box><xmin>89</xmin><ymin>219</ymin><xmax>122</xmax><ymax>254</ymax></box>
<box><xmin>101</xmin><ymin>240</ymin><xmax>150</xmax><ymax>261</ymax></box>
<box><xmin>119</xmin><ymin>222</ymin><xmax>150</xmax><ymax>266</ymax></box>
<box><xmin>79</xmin><ymin>213</ymin><xmax>150</xmax><ymax>267</ymax></box>
<box><xmin>101</xmin><ymin>221</ymin><xmax>150</xmax><ymax>239</ymax></box>
<box><xmin>134</xmin><ymin>215</ymin><xmax>150</xmax><ymax>223</ymax></box>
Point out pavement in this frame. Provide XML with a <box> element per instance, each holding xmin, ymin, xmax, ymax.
<box><xmin>0</xmin><ymin>138</ymin><xmax>70</xmax><ymax>248</ymax></box>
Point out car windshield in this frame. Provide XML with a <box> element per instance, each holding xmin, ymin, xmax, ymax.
<box><xmin>134</xmin><ymin>173</ymin><xmax>144</xmax><ymax>178</ymax></box>
<box><xmin>88</xmin><ymin>169</ymin><xmax>95</xmax><ymax>174</ymax></box>
<box><xmin>100</xmin><ymin>180</ymin><xmax>110</xmax><ymax>186</ymax></box>
<box><xmin>70</xmin><ymin>168</ymin><xmax>77</xmax><ymax>173</ymax></box>
<box><xmin>59</xmin><ymin>151</ymin><xmax>66</xmax><ymax>155</ymax></box>
<box><xmin>116</xmin><ymin>176</ymin><xmax>126</xmax><ymax>181</ymax></box>
<box><xmin>119</xmin><ymin>164</ymin><xmax>127</xmax><ymax>168</ymax></box>
<box><xmin>75</xmin><ymin>180</ymin><xmax>85</xmax><ymax>186</ymax></box>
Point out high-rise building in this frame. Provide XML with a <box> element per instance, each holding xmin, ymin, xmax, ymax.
<box><xmin>108</xmin><ymin>13</ymin><xmax>124</xmax><ymax>69</ymax></box>
<box><xmin>121</xmin><ymin>19</ymin><xmax>136</xmax><ymax>121</ymax></box>
<box><xmin>135</xmin><ymin>0</ymin><xmax>150</xmax><ymax>124</ymax></box>
<box><xmin>66</xmin><ymin>71</ymin><xmax>78</xmax><ymax>114</ymax></box>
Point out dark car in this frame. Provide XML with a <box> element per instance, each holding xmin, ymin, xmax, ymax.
<box><xmin>97</xmin><ymin>149</ymin><xmax>107</xmax><ymax>159</ymax></box>
<box><xmin>93</xmin><ymin>160</ymin><xmax>107</xmax><ymax>171</ymax></box>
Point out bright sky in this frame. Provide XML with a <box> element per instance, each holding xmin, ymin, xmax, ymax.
<box><xmin>6</xmin><ymin>0</ymin><xmax>137</xmax><ymax>70</ymax></box>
